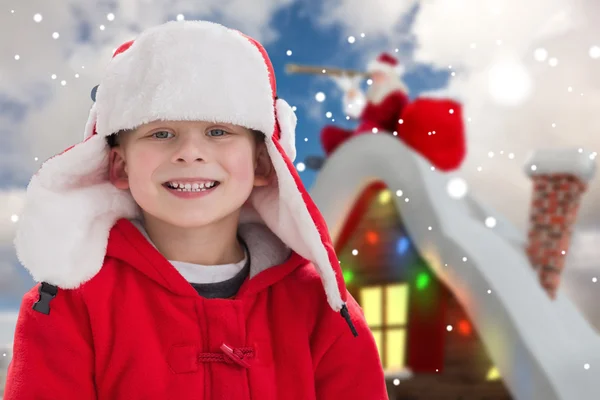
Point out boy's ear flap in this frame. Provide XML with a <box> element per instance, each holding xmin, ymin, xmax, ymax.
<box><xmin>275</xmin><ymin>98</ymin><xmax>297</xmax><ymax>162</ymax></box>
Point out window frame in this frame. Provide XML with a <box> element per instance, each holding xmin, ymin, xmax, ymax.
<box><xmin>359</xmin><ymin>282</ymin><xmax>409</xmax><ymax>369</ymax></box>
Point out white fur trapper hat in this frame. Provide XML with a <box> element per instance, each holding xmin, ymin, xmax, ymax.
<box><xmin>14</xmin><ymin>20</ymin><xmax>356</xmax><ymax>334</ymax></box>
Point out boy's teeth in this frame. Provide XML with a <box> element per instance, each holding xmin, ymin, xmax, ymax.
<box><xmin>166</xmin><ymin>180</ymin><xmax>217</xmax><ymax>192</ymax></box>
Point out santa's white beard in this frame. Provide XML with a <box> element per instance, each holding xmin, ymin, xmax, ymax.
<box><xmin>366</xmin><ymin>76</ymin><xmax>408</xmax><ymax>104</ymax></box>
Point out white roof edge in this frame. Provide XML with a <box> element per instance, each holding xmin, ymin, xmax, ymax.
<box><xmin>310</xmin><ymin>134</ymin><xmax>600</xmax><ymax>400</ymax></box>
<box><xmin>524</xmin><ymin>148</ymin><xmax>597</xmax><ymax>182</ymax></box>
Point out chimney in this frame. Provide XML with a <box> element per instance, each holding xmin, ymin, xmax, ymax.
<box><xmin>524</xmin><ymin>149</ymin><xmax>596</xmax><ymax>299</ymax></box>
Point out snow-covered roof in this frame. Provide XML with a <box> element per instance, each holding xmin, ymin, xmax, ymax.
<box><xmin>309</xmin><ymin>133</ymin><xmax>600</xmax><ymax>400</ymax></box>
<box><xmin>524</xmin><ymin>148</ymin><xmax>597</xmax><ymax>182</ymax></box>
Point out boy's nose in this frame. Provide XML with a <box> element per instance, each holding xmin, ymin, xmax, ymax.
<box><xmin>173</xmin><ymin>136</ymin><xmax>207</xmax><ymax>163</ymax></box>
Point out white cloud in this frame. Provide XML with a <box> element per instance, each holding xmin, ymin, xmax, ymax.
<box><xmin>412</xmin><ymin>0</ymin><xmax>581</xmax><ymax>67</ymax></box>
<box><xmin>0</xmin><ymin>311</ymin><xmax>18</xmax><ymax>347</ymax></box>
<box><xmin>317</xmin><ymin>0</ymin><xmax>417</xmax><ymax>39</ymax></box>
<box><xmin>0</xmin><ymin>190</ymin><xmax>25</xmax><ymax>246</ymax></box>
<box><xmin>0</xmin><ymin>190</ymin><xmax>28</xmax><ymax>300</ymax></box>
<box><xmin>0</xmin><ymin>257</ymin><xmax>26</xmax><ymax>299</ymax></box>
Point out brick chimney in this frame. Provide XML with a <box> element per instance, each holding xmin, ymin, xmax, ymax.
<box><xmin>524</xmin><ymin>149</ymin><xmax>596</xmax><ymax>299</ymax></box>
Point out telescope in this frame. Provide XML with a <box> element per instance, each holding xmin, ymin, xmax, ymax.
<box><xmin>285</xmin><ymin>63</ymin><xmax>369</xmax><ymax>78</ymax></box>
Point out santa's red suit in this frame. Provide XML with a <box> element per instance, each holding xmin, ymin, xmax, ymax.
<box><xmin>320</xmin><ymin>54</ymin><xmax>409</xmax><ymax>155</ymax></box>
<box><xmin>319</xmin><ymin>53</ymin><xmax>466</xmax><ymax>172</ymax></box>
<box><xmin>320</xmin><ymin>90</ymin><xmax>409</xmax><ymax>155</ymax></box>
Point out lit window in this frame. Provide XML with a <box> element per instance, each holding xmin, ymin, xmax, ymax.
<box><xmin>360</xmin><ymin>283</ymin><xmax>409</xmax><ymax>369</ymax></box>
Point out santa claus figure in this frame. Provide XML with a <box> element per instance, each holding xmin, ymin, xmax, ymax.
<box><xmin>305</xmin><ymin>52</ymin><xmax>466</xmax><ymax>172</ymax></box>
<box><xmin>320</xmin><ymin>52</ymin><xmax>408</xmax><ymax>155</ymax></box>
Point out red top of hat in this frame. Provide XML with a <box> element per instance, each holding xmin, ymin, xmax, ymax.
<box><xmin>376</xmin><ymin>52</ymin><xmax>399</xmax><ymax>66</ymax></box>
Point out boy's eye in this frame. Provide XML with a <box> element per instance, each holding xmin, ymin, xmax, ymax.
<box><xmin>208</xmin><ymin>129</ymin><xmax>227</xmax><ymax>137</ymax></box>
<box><xmin>152</xmin><ymin>131</ymin><xmax>174</xmax><ymax>139</ymax></box>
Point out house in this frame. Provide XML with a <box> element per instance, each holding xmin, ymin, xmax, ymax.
<box><xmin>309</xmin><ymin>133</ymin><xmax>600</xmax><ymax>400</ymax></box>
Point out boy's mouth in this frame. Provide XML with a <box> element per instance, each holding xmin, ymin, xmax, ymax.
<box><xmin>163</xmin><ymin>180</ymin><xmax>220</xmax><ymax>192</ymax></box>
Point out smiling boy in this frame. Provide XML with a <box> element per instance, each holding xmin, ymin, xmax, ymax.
<box><xmin>4</xmin><ymin>20</ymin><xmax>388</xmax><ymax>399</ymax></box>
<box><xmin>108</xmin><ymin>121</ymin><xmax>270</xmax><ymax>271</ymax></box>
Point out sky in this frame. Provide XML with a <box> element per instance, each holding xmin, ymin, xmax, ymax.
<box><xmin>1</xmin><ymin>0</ymin><xmax>600</xmax><ymax>337</ymax></box>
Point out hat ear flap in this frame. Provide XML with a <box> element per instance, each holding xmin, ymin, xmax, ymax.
<box><xmin>275</xmin><ymin>98</ymin><xmax>297</xmax><ymax>162</ymax></box>
<box><xmin>83</xmin><ymin>104</ymin><xmax>98</xmax><ymax>140</ymax></box>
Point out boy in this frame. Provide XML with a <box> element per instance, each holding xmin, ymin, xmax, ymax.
<box><xmin>4</xmin><ymin>20</ymin><xmax>388</xmax><ymax>399</ymax></box>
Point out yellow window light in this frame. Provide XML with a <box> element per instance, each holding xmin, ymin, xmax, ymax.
<box><xmin>386</xmin><ymin>284</ymin><xmax>409</xmax><ymax>325</ymax></box>
<box><xmin>386</xmin><ymin>328</ymin><xmax>407</xmax><ymax>370</ymax></box>
<box><xmin>361</xmin><ymin>286</ymin><xmax>382</xmax><ymax>327</ymax></box>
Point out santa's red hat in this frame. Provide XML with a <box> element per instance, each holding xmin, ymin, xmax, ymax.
<box><xmin>14</xmin><ymin>21</ymin><xmax>354</xmax><ymax>329</ymax></box>
<box><xmin>367</xmin><ymin>52</ymin><xmax>404</xmax><ymax>76</ymax></box>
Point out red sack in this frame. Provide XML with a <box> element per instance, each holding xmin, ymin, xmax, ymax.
<box><xmin>396</xmin><ymin>98</ymin><xmax>466</xmax><ymax>171</ymax></box>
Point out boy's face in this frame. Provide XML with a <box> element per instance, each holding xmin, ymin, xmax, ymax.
<box><xmin>108</xmin><ymin>120</ymin><xmax>272</xmax><ymax>228</ymax></box>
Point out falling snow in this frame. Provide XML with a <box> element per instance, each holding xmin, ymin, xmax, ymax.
<box><xmin>447</xmin><ymin>177</ymin><xmax>468</xmax><ymax>199</ymax></box>
<box><xmin>485</xmin><ymin>217</ymin><xmax>497</xmax><ymax>228</ymax></box>
<box><xmin>534</xmin><ymin>48</ymin><xmax>548</xmax><ymax>62</ymax></box>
